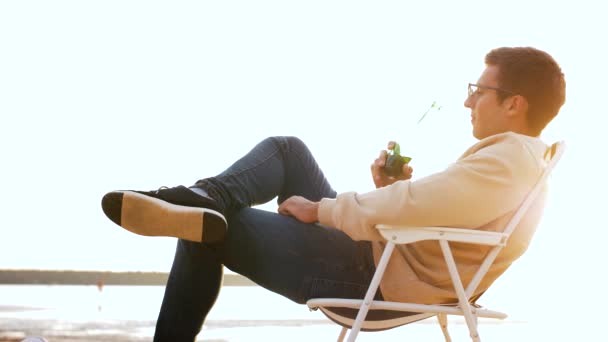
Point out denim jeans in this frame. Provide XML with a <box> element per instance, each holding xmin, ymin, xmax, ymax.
<box><xmin>153</xmin><ymin>136</ymin><xmax>381</xmax><ymax>342</ymax></box>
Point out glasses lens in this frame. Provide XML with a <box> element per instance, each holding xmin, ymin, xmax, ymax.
<box><xmin>468</xmin><ymin>84</ymin><xmax>477</xmax><ymax>97</ymax></box>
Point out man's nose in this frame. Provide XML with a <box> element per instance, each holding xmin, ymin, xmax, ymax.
<box><xmin>464</xmin><ymin>95</ymin><xmax>473</xmax><ymax>108</ymax></box>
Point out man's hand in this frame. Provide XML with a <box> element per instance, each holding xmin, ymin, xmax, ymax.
<box><xmin>371</xmin><ymin>141</ymin><xmax>414</xmax><ymax>188</ymax></box>
<box><xmin>278</xmin><ymin>196</ymin><xmax>320</xmax><ymax>223</ymax></box>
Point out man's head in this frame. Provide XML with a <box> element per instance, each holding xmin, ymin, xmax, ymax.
<box><xmin>464</xmin><ymin>47</ymin><xmax>566</xmax><ymax>139</ymax></box>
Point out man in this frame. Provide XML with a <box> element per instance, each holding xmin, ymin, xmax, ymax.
<box><xmin>101</xmin><ymin>46</ymin><xmax>565</xmax><ymax>341</ymax></box>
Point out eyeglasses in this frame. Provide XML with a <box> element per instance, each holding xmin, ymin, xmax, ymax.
<box><xmin>468</xmin><ymin>83</ymin><xmax>517</xmax><ymax>98</ymax></box>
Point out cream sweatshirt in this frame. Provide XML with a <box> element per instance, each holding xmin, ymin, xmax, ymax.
<box><xmin>318</xmin><ymin>132</ymin><xmax>550</xmax><ymax>304</ymax></box>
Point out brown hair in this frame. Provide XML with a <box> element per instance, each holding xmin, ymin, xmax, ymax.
<box><xmin>485</xmin><ymin>47</ymin><xmax>566</xmax><ymax>135</ymax></box>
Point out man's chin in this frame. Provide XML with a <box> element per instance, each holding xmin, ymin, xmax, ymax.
<box><xmin>472</xmin><ymin>128</ymin><xmax>480</xmax><ymax>140</ymax></box>
<box><xmin>472</xmin><ymin>129</ymin><xmax>487</xmax><ymax>140</ymax></box>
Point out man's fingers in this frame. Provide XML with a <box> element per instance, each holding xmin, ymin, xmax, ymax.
<box><xmin>400</xmin><ymin>164</ymin><xmax>414</xmax><ymax>179</ymax></box>
<box><xmin>376</xmin><ymin>150</ymin><xmax>388</xmax><ymax>167</ymax></box>
<box><xmin>277</xmin><ymin>198</ymin><xmax>292</xmax><ymax>216</ymax></box>
<box><xmin>279</xmin><ymin>205</ymin><xmax>294</xmax><ymax>217</ymax></box>
<box><xmin>371</xmin><ymin>150</ymin><xmax>392</xmax><ymax>188</ymax></box>
<box><xmin>277</xmin><ymin>204</ymin><xmax>287</xmax><ymax>215</ymax></box>
<box><xmin>370</xmin><ymin>150</ymin><xmax>388</xmax><ymax>171</ymax></box>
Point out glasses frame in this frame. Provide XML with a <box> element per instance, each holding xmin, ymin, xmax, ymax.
<box><xmin>468</xmin><ymin>83</ymin><xmax>517</xmax><ymax>98</ymax></box>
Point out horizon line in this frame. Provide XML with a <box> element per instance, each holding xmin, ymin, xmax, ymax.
<box><xmin>0</xmin><ymin>269</ymin><xmax>256</xmax><ymax>286</ymax></box>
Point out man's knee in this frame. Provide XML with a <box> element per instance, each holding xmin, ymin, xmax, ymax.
<box><xmin>265</xmin><ymin>136</ymin><xmax>308</xmax><ymax>154</ymax></box>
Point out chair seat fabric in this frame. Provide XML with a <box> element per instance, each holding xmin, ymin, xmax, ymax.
<box><xmin>317</xmin><ymin>306</ymin><xmax>435</xmax><ymax>332</ymax></box>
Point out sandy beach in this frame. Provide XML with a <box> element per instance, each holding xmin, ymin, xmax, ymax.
<box><xmin>0</xmin><ymin>317</ymin><xmax>542</xmax><ymax>342</ymax></box>
<box><xmin>0</xmin><ymin>285</ymin><xmax>596</xmax><ymax>342</ymax></box>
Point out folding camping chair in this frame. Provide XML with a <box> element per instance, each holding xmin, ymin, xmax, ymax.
<box><xmin>307</xmin><ymin>141</ymin><xmax>565</xmax><ymax>342</ymax></box>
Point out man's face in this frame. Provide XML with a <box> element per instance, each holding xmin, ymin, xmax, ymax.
<box><xmin>464</xmin><ymin>65</ymin><xmax>510</xmax><ymax>140</ymax></box>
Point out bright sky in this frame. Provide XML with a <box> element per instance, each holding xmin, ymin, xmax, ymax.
<box><xmin>1</xmin><ymin>0</ymin><xmax>607</xmax><ymax>333</ymax></box>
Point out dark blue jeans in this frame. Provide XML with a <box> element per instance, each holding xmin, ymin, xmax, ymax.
<box><xmin>154</xmin><ymin>137</ymin><xmax>380</xmax><ymax>342</ymax></box>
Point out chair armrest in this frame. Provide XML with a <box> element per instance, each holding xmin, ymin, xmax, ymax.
<box><xmin>376</xmin><ymin>225</ymin><xmax>507</xmax><ymax>246</ymax></box>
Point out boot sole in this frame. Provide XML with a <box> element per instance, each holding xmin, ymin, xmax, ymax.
<box><xmin>111</xmin><ymin>191</ymin><xmax>227</xmax><ymax>243</ymax></box>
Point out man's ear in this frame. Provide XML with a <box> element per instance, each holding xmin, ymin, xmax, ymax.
<box><xmin>506</xmin><ymin>95</ymin><xmax>528</xmax><ymax>117</ymax></box>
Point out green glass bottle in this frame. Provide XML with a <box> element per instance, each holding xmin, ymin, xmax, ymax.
<box><xmin>384</xmin><ymin>142</ymin><xmax>412</xmax><ymax>177</ymax></box>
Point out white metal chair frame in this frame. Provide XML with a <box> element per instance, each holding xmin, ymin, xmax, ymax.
<box><xmin>308</xmin><ymin>141</ymin><xmax>565</xmax><ymax>342</ymax></box>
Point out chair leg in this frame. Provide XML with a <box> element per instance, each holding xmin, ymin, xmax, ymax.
<box><xmin>347</xmin><ymin>242</ymin><xmax>396</xmax><ymax>342</ymax></box>
<box><xmin>439</xmin><ymin>240</ymin><xmax>481</xmax><ymax>342</ymax></box>
<box><xmin>337</xmin><ymin>327</ymin><xmax>348</xmax><ymax>342</ymax></box>
<box><xmin>437</xmin><ymin>314</ymin><xmax>451</xmax><ymax>342</ymax></box>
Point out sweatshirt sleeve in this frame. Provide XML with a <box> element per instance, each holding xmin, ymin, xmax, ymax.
<box><xmin>317</xmin><ymin>135</ymin><xmax>542</xmax><ymax>241</ymax></box>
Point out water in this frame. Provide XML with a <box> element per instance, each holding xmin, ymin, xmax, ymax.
<box><xmin>0</xmin><ymin>285</ymin><xmax>327</xmax><ymax>321</ymax></box>
<box><xmin>0</xmin><ymin>285</ymin><xmax>331</xmax><ymax>341</ymax></box>
<box><xmin>0</xmin><ymin>284</ymin><xmax>595</xmax><ymax>341</ymax></box>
